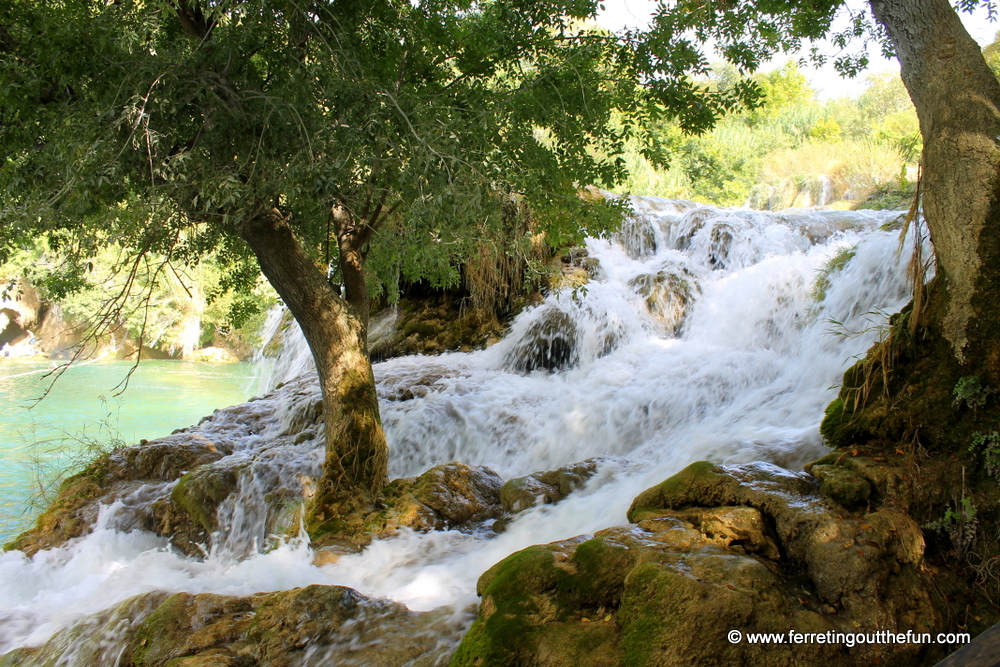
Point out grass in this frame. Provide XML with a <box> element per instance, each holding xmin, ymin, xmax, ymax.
<box><xmin>19</xmin><ymin>397</ymin><xmax>128</xmax><ymax>514</ymax></box>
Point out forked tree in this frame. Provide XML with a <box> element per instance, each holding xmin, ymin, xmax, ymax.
<box><xmin>0</xmin><ymin>0</ymin><xmax>756</xmax><ymax>529</ymax></box>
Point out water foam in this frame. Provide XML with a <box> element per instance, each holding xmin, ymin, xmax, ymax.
<box><xmin>0</xmin><ymin>197</ymin><xmax>919</xmax><ymax>659</ymax></box>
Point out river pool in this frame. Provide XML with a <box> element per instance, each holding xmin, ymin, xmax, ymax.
<box><xmin>0</xmin><ymin>360</ymin><xmax>255</xmax><ymax>543</ymax></box>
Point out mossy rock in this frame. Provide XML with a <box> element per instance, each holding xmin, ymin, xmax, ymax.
<box><xmin>0</xmin><ymin>648</ymin><xmax>40</xmax><ymax>666</ymax></box>
<box><xmin>452</xmin><ymin>537</ymin><xmax>625</xmax><ymax>667</ymax></box>
<box><xmin>500</xmin><ymin>457</ymin><xmax>627</xmax><ymax>514</ymax></box>
<box><xmin>627</xmin><ymin>460</ymin><xmax>733</xmax><ymax>522</ymax></box>
<box><xmin>808</xmin><ymin>464</ymin><xmax>872</xmax><ymax>510</ymax></box>
<box><xmin>455</xmin><ymin>461</ymin><xmax>943</xmax><ymax>666</ymax></box>
<box><xmin>12</xmin><ymin>585</ymin><xmax>457</xmax><ymax>666</ymax></box>
<box><xmin>505</xmin><ymin>307</ymin><xmax>578</xmax><ymax>373</ymax></box>
<box><xmin>4</xmin><ymin>433</ymin><xmax>232</xmax><ymax>556</ymax></box>
<box><xmin>309</xmin><ymin>462</ymin><xmax>503</xmax><ymax>550</ymax></box>
<box><xmin>171</xmin><ymin>463</ymin><xmax>241</xmax><ymax>533</ymax></box>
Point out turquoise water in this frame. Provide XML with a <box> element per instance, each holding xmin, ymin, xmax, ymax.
<box><xmin>0</xmin><ymin>360</ymin><xmax>256</xmax><ymax>544</ymax></box>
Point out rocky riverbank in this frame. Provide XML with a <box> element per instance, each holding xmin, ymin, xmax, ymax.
<box><xmin>4</xmin><ymin>369</ymin><xmax>992</xmax><ymax>665</ymax></box>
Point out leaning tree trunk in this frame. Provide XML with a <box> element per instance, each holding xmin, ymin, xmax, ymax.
<box><xmin>240</xmin><ymin>208</ymin><xmax>388</xmax><ymax>533</ymax></box>
<box><xmin>823</xmin><ymin>0</ymin><xmax>1000</xmax><ymax>450</ymax></box>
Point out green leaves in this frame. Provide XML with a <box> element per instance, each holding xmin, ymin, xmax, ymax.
<box><xmin>1</xmin><ymin>0</ymin><xmax>848</xmax><ymax>315</ymax></box>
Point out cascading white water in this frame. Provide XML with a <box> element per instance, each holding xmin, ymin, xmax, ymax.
<box><xmin>0</xmin><ymin>197</ymin><xmax>921</xmax><ymax>660</ymax></box>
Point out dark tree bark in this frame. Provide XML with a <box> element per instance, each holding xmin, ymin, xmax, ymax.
<box><xmin>824</xmin><ymin>0</ymin><xmax>1000</xmax><ymax>449</ymax></box>
<box><xmin>239</xmin><ymin>208</ymin><xmax>388</xmax><ymax>530</ymax></box>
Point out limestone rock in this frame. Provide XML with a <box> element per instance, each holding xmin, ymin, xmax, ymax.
<box><xmin>628</xmin><ymin>265</ymin><xmax>699</xmax><ymax>335</ymax></box>
<box><xmin>808</xmin><ymin>464</ymin><xmax>872</xmax><ymax>509</ymax></box>
<box><xmin>617</xmin><ymin>216</ymin><xmax>659</xmax><ymax>260</ymax></box>
<box><xmin>505</xmin><ymin>307</ymin><xmax>578</xmax><ymax>373</ymax></box>
<box><xmin>380</xmin><ymin>462</ymin><xmax>503</xmax><ymax>533</ymax></box>
<box><xmin>3</xmin><ymin>432</ymin><xmax>231</xmax><ymax>556</ymax></box>
<box><xmin>171</xmin><ymin>462</ymin><xmax>242</xmax><ymax>533</ymax></box>
<box><xmin>500</xmin><ymin>457</ymin><xmax>627</xmax><ymax>514</ymax></box>
<box><xmin>309</xmin><ymin>462</ymin><xmax>504</xmax><ymax>551</ymax></box>
<box><xmin>3</xmin><ymin>586</ymin><xmax>465</xmax><ymax>667</ymax></box>
<box><xmin>453</xmin><ymin>460</ymin><xmax>940</xmax><ymax>667</ymax></box>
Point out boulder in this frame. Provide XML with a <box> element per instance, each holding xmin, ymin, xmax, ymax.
<box><xmin>453</xmin><ymin>461</ymin><xmax>941</xmax><ymax>667</ymax></box>
<box><xmin>617</xmin><ymin>216</ymin><xmax>659</xmax><ymax>260</ymax></box>
<box><xmin>500</xmin><ymin>457</ymin><xmax>627</xmax><ymax>514</ymax></box>
<box><xmin>310</xmin><ymin>462</ymin><xmax>504</xmax><ymax>550</ymax></box>
<box><xmin>171</xmin><ymin>461</ymin><xmax>243</xmax><ymax>533</ymax></box>
<box><xmin>628</xmin><ymin>267</ymin><xmax>699</xmax><ymax>335</ymax></box>
<box><xmin>2</xmin><ymin>585</ymin><xmax>464</xmax><ymax>667</ymax></box>
<box><xmin>505</xmin><ymin>307</ymin><xmax>578</xmax><ymax>373</ymax></box>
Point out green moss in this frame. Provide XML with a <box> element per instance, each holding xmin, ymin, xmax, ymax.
<box><xmin>627</xmin><ymin>461</ymin><xmax>726</xmax><ymax>522</ymax></box>
<box><xmin>401</xmin><ymin>321</ymin><xmax>438</xmax><ymax>337</ymax></box>
<box><xmin>811</xmin><ymin>246</ymin><xmax>856</xmax><ymax>304</ymax></box>
<box><xmin>619</xmin><ymin>562</ymin><xmax>680</xmax><ymax>667</ymax></box>
<box><xmin>131</xmin><ymin>593</ymin><xmax>193</xmax><ymax>667</ymax></box>
<box><xmin>854</xmin><ymin>182</ymin><xmax>917</xmax><ymax>212</ymax></box>
<box><xmin>818</xmin><ymin>397</ymin><xmax>868</xmax><ymax>449</ymax></box>
<box><xmin>0</xmin><ymin>648</ymin><xmax>40</xmax><ymax>666</ymax></box>
<box><xmin>170</xmin><ymin>467</ymin><xmax>237</xmax><ymax>533</ymax></box>
<box><xmin>568</xmin><ymin>537</ymin><xmax>635</xmax><ymax>606</ymax></box>
<box><xmin>452</xmin><ymin>545</ymin><xmax>568</xmax><ymax>666</ymax></box>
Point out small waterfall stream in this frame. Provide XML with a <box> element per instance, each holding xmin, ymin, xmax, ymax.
<box><xmin>0</xmin><ymin>197</ymin><xmax>919</xmax><ymax>661</ymax></box>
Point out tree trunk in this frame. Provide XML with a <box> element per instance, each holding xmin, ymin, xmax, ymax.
<box><xmin>871</xmin><ymin>0</ymin><xmax>1000</xmax><ymax>365</ymax></box>
<box><xmin>823</xmin><ymin>0</ymin><xmax>1000</xmax><ymax>450</ymax></box>
<box><xmin>240</xmin><ymin>208</ymin><xmax>388</xmax><ymax>532</ymax></box>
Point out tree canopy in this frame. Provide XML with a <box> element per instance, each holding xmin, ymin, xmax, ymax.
<box><xmin>0</xmin><ymin>0</ymin><xmax>769</xmax><ymax>318</ymax></box>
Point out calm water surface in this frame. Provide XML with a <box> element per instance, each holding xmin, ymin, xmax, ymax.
<box><xmin>0</xmin><ymin>360</ymin><xmax>255</xmax><ymax>543</ymax></box>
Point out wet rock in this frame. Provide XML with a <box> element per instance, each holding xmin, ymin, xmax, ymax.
<box><xmin>1</xmin><ymin>430</ymin><xmax>228</xmax><ymax>557</ymax></box>
<box><xmin>5</xmin><ymin>586</ymin><xmax>466</xmax><ymax>667</ymax></box>
<box><xmin>808</xmin><ymin>464</ymin><xmax>872</xmax><ymax>509</ymax></box>
<box><xmin>617</xmin><ymin>216</ymin><xmax>658</xmax><ymax>259</ymax></box>
<box><xmin>642</xmin><ymin>505</ymin><xmax>782</xmax><ymax>560</ymax></box>
<box><xmin>280</xmin><ymin>396</ymin><xmax>323</xmax><ymax>436</ymax></box>
<box><xmin>171</xmin><ymin>462</ymin><xmax>242</xmax><ymax>533</ymax></box>
<box><xmin>505</xmin><ymin>307</ymin><xmax>578</xmax><ymax>373</ymax></box>
<box><xmin>147</xmin><ymin>495</ymin><xmax>210</xmax><ymax>558</ymax></box>
<box><xmin>500</xmin><ymin>457</ymin><xmax>627</xmax><ymax>514</ymax></box>
<box><xmin>453</xmin><ymin>460</ymin><xmax>939</xmax><ymax>667</ymax></box>
<box><xmin>109</xmin><ymin>435</ymin><xmax>232</xmax><ymax>482</ymax></box>
<box><xmin>0</xmin><ymin>647</ymin><xmax>39</xmax><ymax>666</ymax></box>
<box><xmin>669</xmin><ymin>210</ymin><xmax>704</xmax><ymax>251</ymax></box>
<box><xmin>367</xmin><ymin>294</ymin><xmax>509</xmax><ymax>361</ymax></box>
<box><xmin>628</xmin><ymin>266</ymin><xmax>699</xmax><ymax>335</ymax></box>
<box><xmin>380</xmin><ymin>462</ymin><xmax>503</xmax><ymax>533</ymax></box>
<box><xmin>709</xmin><ymin>222</ymin><xmax>735</xmax><ymax>268</ymax></box>
<box><xmin>309</xmin><ymin>462</ymin><xmax>504</xmax><ymax>551</ymax></box>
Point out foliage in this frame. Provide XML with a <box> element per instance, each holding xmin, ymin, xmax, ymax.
<box><xmin>1</xmin><ymin>238</ymin><xmax>275</xmax><ymax>355</ymax></box>
<box><xmin>954</xmin><ymin>375</ymin><xmax>992</xmax><ymax>412</ymax></box>
<box><xmin>970</xmin><ymin>431</ymin><xmax>1000</xmax><ymax>480</ymax></box>
<box><xmin>985</xmin><ymin>31</ymin><xmax>1000</xmax><ymax>76</ymax></box>
<box><xmin>619</xmin><ymin>60</ymin><xmax>919</xmax><ymax>208</ymax></box>
<box><xmin>0</xmin><ymin>0</ymin><xmax>776</xmax><ymax>327</ymax></box>
<box><xmin>810</xmin><ymin>245</ymin><xmax>855</xmax><ymax>303</ymax></box>
<box><xmin>925</xmin><ymin>496</ymin><xmax>979</xmax><ymax>557</ymax></box>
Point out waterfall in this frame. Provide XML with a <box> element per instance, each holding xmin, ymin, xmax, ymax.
<box><xmin>0</xmin><ymin>197</ymin><xmax>918</xmax><ymax>660</ymax></box>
